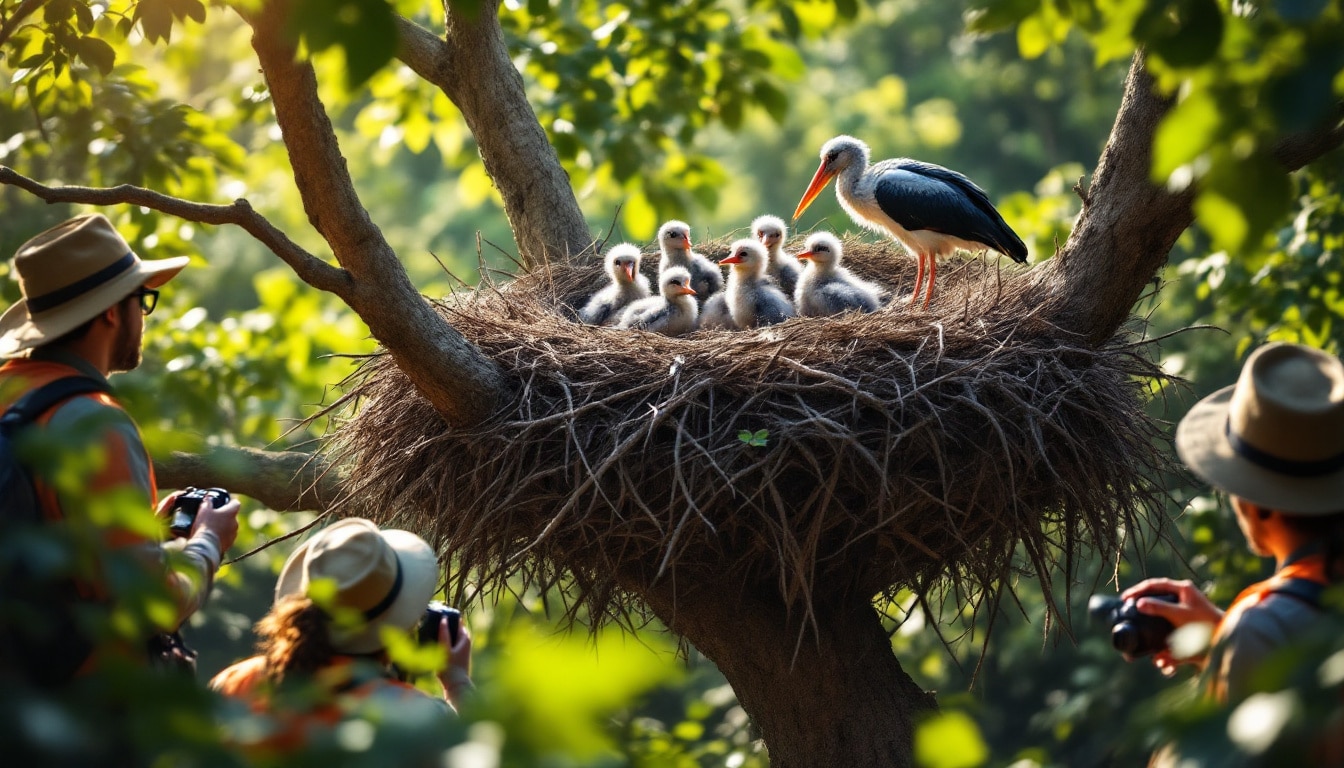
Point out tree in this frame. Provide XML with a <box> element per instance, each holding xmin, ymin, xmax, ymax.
<box><xmin>2</xmin><ymin>1</ymin><xmax>1341</xmax><ymax>765</ymax></box>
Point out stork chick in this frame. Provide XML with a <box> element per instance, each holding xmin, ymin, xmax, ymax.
<box><xmin>657</xmin><ymin>220</ymin><xmax>723</xmax><ymax>301</ymax></box>
<box><xmin>719</xmin><ymin>239</ymin><xmax>796</xmax><ymax>329</ymax></box>
<box><xmin>579</xmin><ymin>243</ymin><xmax>652</xmax><ymax>325</ymax></box>
<box><xmin>792</xmin><ymin>135</ymin><xmax>1027</xmax><ymax>310</ymax></box>
<box><xmin>751</xmin><ymin>214</ymin><xmax>802</xmax><ymax>297</ymax></box>
<box><xmin>617</xmin><ymin>266</ymin><xmax>699</xmax><ymax>336</ymax></box>
<box><xmin>794</xmin><ymin>232</ymin><xmax>881</xmax><ymax>317</ymax></box>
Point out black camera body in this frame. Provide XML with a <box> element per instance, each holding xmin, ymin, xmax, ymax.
<box><xmin>1088</xmin><ymin>592</ymin><xmax>1178</xmax><ymax>657</ymax></box>
<box><xmin>417</xmin><ymin>601</ymin><xmax>461</xmax><ymax>646</ymax></box>
<box><xmin>168</xmin><ymin>487</ymin><xmax>230</xmax><ymax>538</ymax></box>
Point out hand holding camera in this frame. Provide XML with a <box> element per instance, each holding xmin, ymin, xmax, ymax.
<box><xmin>1097</xmin><ymin>578</ymin><xmax>1226</xmax><ymax>673</ymax></box>
<box><xmin>160</xmin><ymin>486</ymin><xmax>241</xmax><ymax>553</ymax></box>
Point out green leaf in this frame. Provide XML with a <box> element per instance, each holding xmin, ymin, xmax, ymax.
<box><xmin>1151</xmin><ymin>89</ymin><xmax>1220</xmax><ymax>180</ymax></box>
<box><xmin>834</xmin><ymin>0</ymin><xmax>859</xmax><ymax>19</ymax></box>
<box><xmin>72</xmin><ymin>35</ymin><xmax>116</xmax><ymax>75</ymax></box>
<box><xmin>965</xmin><ymin>0</ymin><xmax>1041</xmax><ymax>34</ymax></box>
<box><xmin>622</xmin><ymin>192</ymin><xmax>657</xmax><ymax>240</ymax></box>
<box><xmin>778</xmin><ymin>5</ymin><xmax>801</xmax><ymax>39</ymax></box>
<box><xmin>527</xmin><ymin>0</ymin><xmax>549</xmax><ymax>17</ymax></box>
<box><xmin>43</xmin><ymin>0</ymin><xmax>75</xmax><ymax>24</ymax></box>
<box><xmin>914</xmin><ymin>711</ymin><xmax>989</xmax><ymax>768</ymax></box>
<box><xmin>289</xmin><ymin>0</ymin><xmax>398</xmax><ymax>88</ymax></box>
<box><xmin>163</xmin><ymin>0</ymin><xmax>207</xmax><ymax>24</ymax></box>
<box><xmin>1134</xmin><ymin>0</ymin><xmax>1223</xmax><ymax>68</ymax></box>
<box><xmin>753</xmin><ymin>80</ymin><xmax>789</xmax><ymax>123</ymax></box>
<box><xmin>74</xmin><ymin>2</ymin><xmax>95</xmax><ymax>33</ymax></box>
<box><xmin>737</xmin><ymin>429</ymin><xmax>769</xmax><ymax>447</ymax></box>
<box><xmin>137</xmin><ymin>0</ymin><xmax>176</xmax><ymax>44</ymax></box>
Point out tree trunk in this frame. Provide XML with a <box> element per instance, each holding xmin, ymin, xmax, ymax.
<box><xmin>397</xmin><ymin>4</ymin><xmax>596</xmax><ymax>268</ymax></box>
<box><xmin>247</xmin><ymin>1</ymin><xmax>509</xmax><ymax>426</ymax></box>
<box><xmin>644</xmin><ymin>576</ymin><xmax>936</xmax><ymax>768</ymax></box>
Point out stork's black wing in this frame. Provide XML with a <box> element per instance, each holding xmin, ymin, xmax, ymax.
<box><xmin>872</xmin><ymin>161</ymin><xmax>1027</xmax><ymax>263</ymax></box>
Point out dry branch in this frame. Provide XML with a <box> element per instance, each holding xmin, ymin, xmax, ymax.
<box><xmin>0</xmin><ymin>167</ymin><xmax>351</xmax><ymax>292</ymax></box>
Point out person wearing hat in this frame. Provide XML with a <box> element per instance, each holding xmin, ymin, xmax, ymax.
<box><xmin>0</xmin><ymin>213</ymin><xmax>241</xmax><ymax>669</ymax></box>
<box><xmin>209</xmin><ymin>518</ymin><xmax>473</xmax><ymax>751</ymax></box>
<box><xmin>1123</xmin><ymin>342</ymin><xmax>1344</xmax><ymax>704</ymax></box>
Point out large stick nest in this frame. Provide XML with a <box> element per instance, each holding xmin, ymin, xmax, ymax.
<box><xmin>326</xmin><ymin>237</ymin><xmax>1176</xmax><ymax>631</ymax></box>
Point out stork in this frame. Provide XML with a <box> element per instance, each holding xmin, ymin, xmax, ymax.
<box><xmin>657</xmin><ymin>220</ymin><xmax>723</xmax><ymax>302</ymax></box>
<box><xmin>718</xmin><ymin>239</ymin><xmax>796</xmax><ymax>329</ymax></box>
<box><xmin>579</xmin><ymin>243</ymin><xmax>652</xmax><ymax>325</ymax></box>
<box><xmin>792</xmin><ymin>135</ymin><xmax>1027</xmax><ymax>309</ymax></box>
<box><xmin>751</xmin><ymin>214</ymin><xmax>802</xmax><ymax>297</ymax></box>
<box><xmin>794</xmin><ymin>232</ymin><xmax>882</xmax><ymax>317</ymax></box>
<box><xmin>617</xmin><ymin>266</ymin><xmax>700</xmax><ymax>336</ymax></box>
<box><xmin>698</xmin><ymin>292</ymin><xmax>733</xmax><ymax>331</ymax></box>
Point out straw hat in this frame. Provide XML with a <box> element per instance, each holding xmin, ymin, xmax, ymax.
<box><xmin>276</xmin><ymin>518</ymin><xmax>440</xmax><ymax>654</ymax></box>
<box><xmin>0</xmin><ymin>214</ymin><xmax>189</xmax><ymax>358</ymax></box>
<box><xmin>1176</xmin><ymin>342</ymin><xmax>1344</xmax><ymax>515</ymax></box>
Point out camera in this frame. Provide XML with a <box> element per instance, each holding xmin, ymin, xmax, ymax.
<box><xmin>417</xmin><ymin>601</ymin><xmax>461</xmax><ymax>646</ymax></box>
<box><xmin>1088</xmin><ymin>592</ymin><xmax>1178</xmax><ymax>657</ymax></box>
<box><xmin>168</xmin><ymin>487</ymin><xmax>230</xmax><ymax>538</ymax></box>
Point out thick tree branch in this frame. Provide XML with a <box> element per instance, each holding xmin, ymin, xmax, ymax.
<box><xmin>396</xmin><ymin>5</ymin><xmax>595</xmax><ymax>268</ymax></box>
<box><xmin>0</xmin><ymin>166</ymin><xmax>352</xmax><ymax>292</ymax></box>
<box><xmin>155</xmin><ymin>445</ymin><xmax>339</xmax><ymax>513</ymax></box>
<box><xmin>247</xmin><ymin>0</ymin><xmax>508</xmax><ymax>427</ymax></box>
<box><xmin>1273</xmin><ymin>112</ymin><xmax>1344</xmax><ymax>172</ymax></box>
<box><xmin>1035</xmin><ymin>55</ymin><xmax>1196</xmax><ymax>345</ymax></box>
<box><xmin>1041</xmin><ymin>59</ymin><xmax>1344</xmax><ymax>347</ymax></box>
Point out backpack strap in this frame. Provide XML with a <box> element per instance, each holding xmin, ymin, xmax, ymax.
<box><xmin>1</xmin><ymin>376</ymin><xmax>112</xmax><ymax>432</ymax></box>
<box><xmin>1269</xmin><ymin>577</ymin><xmax>1325</xmax><ymax>609</ymax></box>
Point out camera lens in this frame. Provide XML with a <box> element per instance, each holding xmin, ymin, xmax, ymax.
<box><xmin>1111</xmin><ymin>623</ymin><xmax>1142</xmax><ymax>655</ymax></box>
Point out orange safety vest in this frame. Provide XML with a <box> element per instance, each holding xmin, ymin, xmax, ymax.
<box><xmin>212</xmin><ymin>655</ymin><xmax>432</xmax><ymax>756</ymax></box>
<box><xmin>1212</xmin><ymin>552</ymin><xmax>1331</xmax><ymax>647</ymax></box>
<box><xmin>0</xmin><ymin>357</ymin><xmax>159</xmax><ymax>548</ymax></box>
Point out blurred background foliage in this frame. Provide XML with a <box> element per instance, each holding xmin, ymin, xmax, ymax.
<box><xmin>1</xmin><ymin>0</ymin><xmax>1342</xmax><ymax>765</ymax></box>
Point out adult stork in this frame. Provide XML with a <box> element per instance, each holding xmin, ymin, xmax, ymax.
<box><xmin>792</xmin><ymin>135</ymin><xmax>1027</xmax><ymax>309</ymax></box>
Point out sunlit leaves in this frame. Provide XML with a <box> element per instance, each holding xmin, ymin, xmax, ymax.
<box><xmin>287</xmin><ymin>0</ymin><xmax>397</xmax><ymax>89</ymax></box>
<box><xmin>1133</xmin><ymin>0</ymin><xmax>1223</xmax><ymax>68</ymax></box>
<box><xmin>915</xmin><ymin>711</ymin><xmax>990</xmax><ymax>768</ymax></box>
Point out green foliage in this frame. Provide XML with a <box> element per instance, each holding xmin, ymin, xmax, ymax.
<box><xmin>736</xmin><ymin>428</ymin><xmax>769</xmax><ymax>447</ymax></box>
<box><xmin>971</xmin><ymin>0</ymin><xmax>1344</xmax><ymax>254</ymax></box>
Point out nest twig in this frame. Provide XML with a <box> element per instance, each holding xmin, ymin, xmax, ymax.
<box><xmin>323</xmin><ymin>236</ymin><xmax>1178</xmax><ymax>639</ymax></box>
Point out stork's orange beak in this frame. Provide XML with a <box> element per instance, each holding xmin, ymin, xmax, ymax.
<box><xmin>793</xmin><ymin>161</ymin><xmax>836</xmax><ymax>220</ymax></box>
<box><xmin>719</xmin><ymin>253</ymin><xmax>744</xmax><ymax>265</ymax></box>
<box><xmin>679</xmin><ymin>286</ymin><xmax>697</xmax><ymax>296</ymax></box>
<box><xmin>796</xmin><ymin>251</ymin><xmax>814</xmax><ymax>261</ymax></box>
<box><xmin>623</xmin><ymin>263</ymin><xmax>636</xmax><ymax>281</ymax></box>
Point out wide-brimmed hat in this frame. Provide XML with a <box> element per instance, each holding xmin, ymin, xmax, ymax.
<box><xmin>0</xmin><ymin>214</ymin><xmax>189</xmax><ymax>358</ymax></box>
<box><xmin>1176</xmin><ymin>342</ymin><xmax>1344</xmax><ymax>515</ymax></box>
<box><xmin>276</xmin><ymin>518</ymin><xmax>440</xmax><ymax>654</ymax></box>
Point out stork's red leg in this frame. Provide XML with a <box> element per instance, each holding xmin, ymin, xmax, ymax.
<box><xmin>909</xmin><ymin>253</ymin><xmax>925</xmax><ymax>307</ymax></box>
<box><xmin>922</xmin><ymin>256</ymin><xmax>937</xmax><ymax>309</ymax></box>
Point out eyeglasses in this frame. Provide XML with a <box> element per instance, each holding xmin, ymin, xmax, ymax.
<box><xmin>134</xmin><ymin>287</ymin><xmax>160</xmax><ymax>316</ymax></box>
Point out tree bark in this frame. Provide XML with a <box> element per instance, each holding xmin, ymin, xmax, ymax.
<box><xmin>154</xmin><ymin>446</ymin><xmax>341</xmax><ymax>513</ymax></box>
<box><xmin>1031</xmin><ymin>55</ymin><xmax>1195</xmax><ymax>346</ymax></box>
<box><xmin>394</xmin><ymin>7</ymin><xmax>595</xmax><ymax>269</ymax></box>
<box><xmin>643</xmin><ymin>575</ymin><xmax>936</xmax><ymax>768</ymax></box>
<box><xmin>246</xmin><ymin>0</ymin><xmax>508</xmax><ymax>427</ymax></box>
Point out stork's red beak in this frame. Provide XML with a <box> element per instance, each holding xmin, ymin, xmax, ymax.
<box><xmin>719</xmin><ymin>253</ymin><xmax>744</xmax><ymax>265</ymax></box>
<box><xmin>679</xmin><ymin>286</ymin><xmax>697</xmax><ymax>296</ymax></box>
<box><xmin>793</xmin><ymin>161</ymin><xmax>836</xmax><ymax>220</ymax></box>
<box><xmin>796</xmin><ymin>251</ymin><xmax>814</xmax><ymax>261</ymax></box>
<box><xmin>623</xmin><ymin>263</ymin><xmax>636</xmax><ymax>281</ymax></box>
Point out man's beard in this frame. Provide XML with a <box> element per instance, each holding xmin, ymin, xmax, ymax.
<box><xmin>110</xmin><ymin>303</ymin><xmax>142</xmax><ymax>372</ymax></box>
